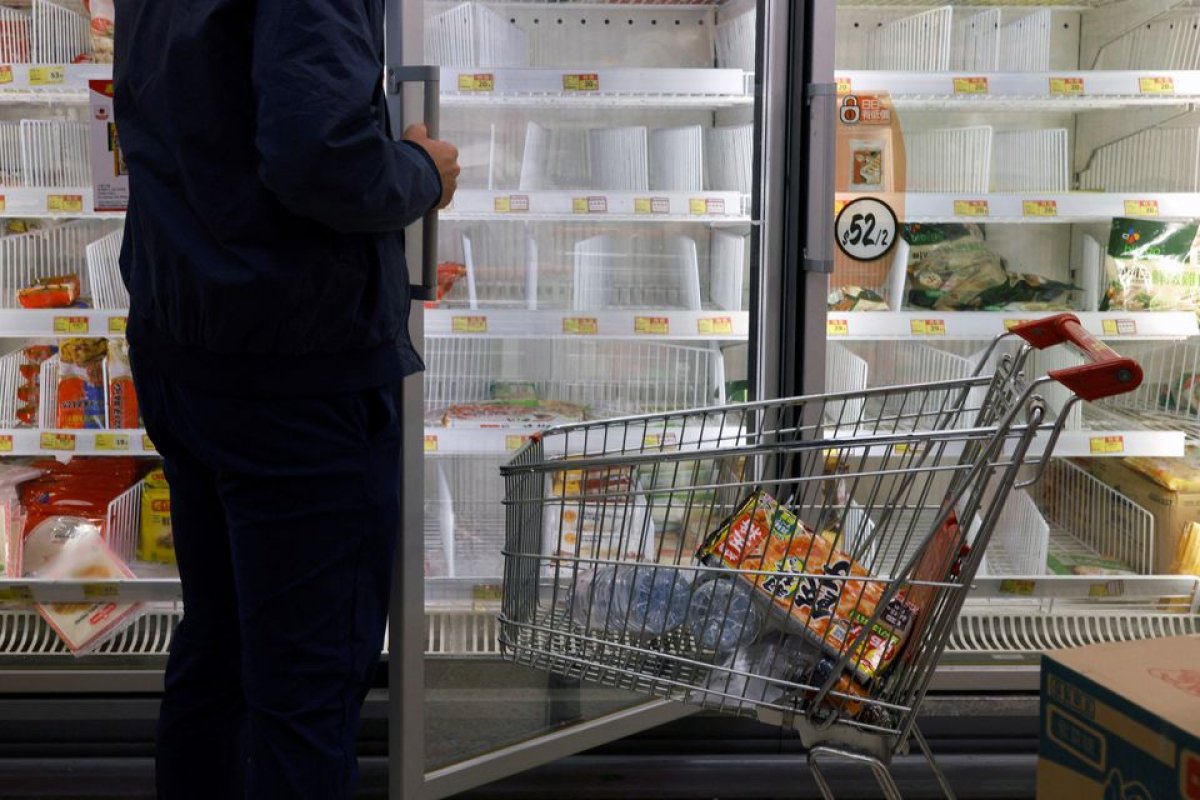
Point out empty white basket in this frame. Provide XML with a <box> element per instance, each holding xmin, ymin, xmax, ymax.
<box><xmin>868</xmin><ymin>7</ymin><xmax>953</xmax><ymax>72</ymax></box>
<box><xmin>588</xmin><ymin>127</ymin><xmax>649</xmax><ymax>192</ymax></box>
<box><xmin>30</xmin><ymin>0</ymin><xmax>90</xmax><ymax>65</ymax></box>
<box><xmin>991</xmin><ymin>129</ymin><xmax>1069</xmax><ymax>192</ymax></box>
<box><xmin>87</xmin><ymin>228</ymin><xmax>127</xmax><ymax>310</ymax></box>
<box><xmin>1079</xmin><ymin>124</ymin><xmax>1200</xmax><ymax>193</ymax></box>
<box><xmin>650</xmin><ymin>126</ymin><xmax>704</xmax><ymax>193</ymax></box>
<box><xmin>425</xmin><ymin>1</ymin><xmax>529</xmax><ymax>68</ymax></box>
<box><xmin>905</xmin><ymin>126</ymin><xmax>992</xmax><ymax>193</ymax></box>
<box><xmin>706</xmin><ymin>124</ymin><xmax>752</xmax><ymax>193</ymax></box>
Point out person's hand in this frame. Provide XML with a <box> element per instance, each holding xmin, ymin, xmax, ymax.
<box><xmin>404</xmin><ymin>124</ymin><xmax>459</xmax><ymax>210</ymax></box>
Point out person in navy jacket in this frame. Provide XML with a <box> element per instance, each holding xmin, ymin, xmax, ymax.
<box><xmin>114</xmin><ymin>1</ymin><xmax>459</xmax><ymax>796</ymax></box>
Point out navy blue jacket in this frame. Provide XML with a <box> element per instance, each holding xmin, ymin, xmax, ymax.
<box><xmin>114</xmin><ymin>0</ymin><xmax>442</xmax><ymax>395</ymax></box>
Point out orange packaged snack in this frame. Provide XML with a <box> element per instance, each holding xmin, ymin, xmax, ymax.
<box><xmin>56</xmin><ymin>338</ymin><xmax>108</xmax><ymax>429</ymax></box>
<box><xmin>17</xmin><ymin>275</ymin><xmax>81</xmax><ymax>309</ymax></box>
<box><xmin>106</xmin><ymin>338</ymin><xmax>139</xmax><ymax>429</ymax></box>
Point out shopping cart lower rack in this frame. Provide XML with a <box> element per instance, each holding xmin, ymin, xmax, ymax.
<box><xmin>499</xmin><ymin>314</ymin><xmax>1144</xmax><ymax>800</ymax></box>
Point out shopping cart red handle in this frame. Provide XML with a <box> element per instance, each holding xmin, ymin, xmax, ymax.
<box><xmin>1008</xmin><ymin>313</ymin><xmax>1143</xmax><ymax>401</ymax></box>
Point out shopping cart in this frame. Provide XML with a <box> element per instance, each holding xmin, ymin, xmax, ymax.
<box><xmin>499</xmin><ymin>314</ymin><xmax>1143</xmax><ymax>799</ymax></box>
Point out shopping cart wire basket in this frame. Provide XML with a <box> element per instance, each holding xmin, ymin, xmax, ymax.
<box><xmin>499</xmin><ymin>314</ymin><xmax>1143</xmax><ymax>800</ymax></box>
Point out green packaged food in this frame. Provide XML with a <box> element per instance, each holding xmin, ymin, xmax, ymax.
<box><xmin>1101</xmin><ymin>217</ymin><xmax>1200</xmax><ymax>312</ymax></box>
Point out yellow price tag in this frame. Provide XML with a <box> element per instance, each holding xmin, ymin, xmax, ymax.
<box><xmin>1138</xmin><ymin>76</ymin><xmax>1174</xmax><ymax>95</ymax></box>
<box><xmin>1088</xmin><ymin>580</ymin><xmax>1124</xmax><ymax>598</ymax></box>
<box><xmin>107</xmin><ymin>316</ymin><xmax>128</xmax><ymax>334</ymax></box>
<box><xmin>53</xmin><ymin>315</ymin><xmax>89</xmax><ymax>334</ymax></box>
<box><xmin>634</xmin><ymin>316</ymin><xmax>670</xmax><ymax>335</ymax></box>
<box><xmin>457</xmin><ymin>73</ymin><xmax>494</xmax><ymax>92</ymax></box>
<box><xmin>1048</xmin><ymin>77</ymin><xmax>1084</xmax><ymax>96</ymax></box>
<box><xmin>95</xmin><ymin>433</ymin><xmax>130</xmax><ymax>451</ymax></box>
<box><xmin>424</xmin><ymin>434</ymin><xmax>438</xmax><ymax>453</ymax></box>
<box><xmin>0</xmin><ymin>65</ymin><xmax>13</xmax><ymax>85</ymax></box>
<box><xmin>1022</xmin><ymin>200</ymin><xmax>1058</xmax><ymax>218</ymax></box>
<box><xmin>835</xmin><ymin>77</ymin><xmax>852</xmax><ymax>95</ymax></box>
<box><xmin>1124</xmin><ymin>199</ymin><xmax>1159</xmax><ymax>218</ymax></box>
<box><xmin>689</xmin><ymin>197</ymin><xmax>726</xmax><ymax>216</ymax></box>
<box><xmin>494</xmin><ymin>194</ymin><xmax>528</xmax><ymax>213</ymax></box>
<box><xmin>47</xmin><ymin>194</ymin><xmax>83</xmax><ymax>214</ymax></box>
<box><xmin>562</xmin><ymin>316</ymin><xmax>598</xmax><ymax>335</ymax></box>
<box><xmin>1089</xmin><ymin>435</ymin><xmax>1125</xmax><ymax>455</ymax></box>
<box><xmin>1101</xmin><ymin>318</ymin><xmax>1136</xmax><ymax>336</ymax></box>
<box><xmin>0</xmin><ymin>435</ymin><xmax>12</xmax><ymax>453</ymax></box>
<box><xmin>141</xmin><ymin>434</ymin><xmax>156</xmax><ymax>452</ymax></box>
<box><xmin>953</xmin><ymin>200</ymin><xmax>989</xmax><ymax>217</ymax></box>
<box><xmin>634</xmin><ymin>198</ymin><xmax>652</xmax><ymax>215</ymax></box>
<box><xmin>826</xmin><ymin>318</ymin><xmax>849</xmax><ymax>336</ymax></box>
<box><xmin>570</xmin><ymin>196</ymin><xmax>606</xmax><ymax>214</ymax></box>
<box><xmin>83</xmin><ymin>583</ymin><xmax>119</xmax><ymax>600</ymax></box>
<box><xmin>29</xmin><ymin>65</ymin><xmax>65</xmax><ymax>86</ymax></box>
<box><xmin>0</xmin><ymin>585</ymin><xmax>33</xmax><ymax>602</ymax></box>
<box><xmin>910</xmin><ymin>319</ymin><xmax>946</xmax><ymax>336</ymax></box>
<box><xmin>697</xmin><ymin>316</ymin><xmax>734</xmax><ymax>336</ymax></box>
<box><xmin>40</xmin><ymin>432</ymin><xmax>76</xmax><ymax>452</ymax></box>
<box><xmin>451</xmin><ymin>315</ymin><xmax>488</xmax><ymax>334</ymax></box>
<box><xmin>505</xmin><ymin>435</ymin><xmax>528</xmax><ymax>451</ymax></box>
<box><xmin>1003</xmin><ymin>319</ymin><xmax>1027</xmax><ymax>331</ymax></box>
<box><xmin>563</xmin><ymin>73</ymin><xmax>600</xmax><ymax>92</ymax></box>
<box><xmin>952</xmin><ymin>76</ymin><xmax>988</xmax><ymax>95</ymax></box>
<box><xmin>494</xmin><ymin>196</ymin><xmax>511</xmax><ymax>213</ymax></box>
<box><xmin>1000</xmin><ymin>579</ymin><xmax>1036</xmax><ymax>596</ymax></box>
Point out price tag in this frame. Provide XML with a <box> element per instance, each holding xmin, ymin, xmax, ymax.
<box><xmin>451</xmin><ymin>315</ymin><xmax>488</xmax><ymax>334</ymax></box>
<box><xmin>141</xmin><ymin>434</ymin><xmax>156</xmax><ymax>452</ymax></box>
<box><xmin>634</xmin><ymin>197</ymin><xmax>672</xmax><ymax>215</ymax></box>
<box><xmin>1089</xmin><ymin>580</ymin><xmax>1125</xmax><ymax>598</ymax></box>
<box><xmin>1124</xmin><ymin>199</ymin><xmax>1159</xmax><ymax>217</ymax></box>
<box><xmin>424</xmin><ymin>434</ymin><xmax>438</xmax><ymax>453</ymax></box>
<box><xmin>562</xmin><ymin>316</ymin><xmax>598</xmax><ymax>335</ymax></box>
<box><xmin>0</xmin><ymin>435</ymin><xmax>13</xmax><ymax>453</ymax></box>
<box><xmin>107</xmin><ymin>316</ymin><xmax>128</xmax><ymax>334</ymax></box>
<box><xmin>29</xmin><ymin>65</ymin><xmax>65</xmax><ymax>86</ymax></box>
<box><xmin>910</xmin><ymin>319</ymin><xmax>946</xmax><ymax>336</ymax></box>
<box><xmin>952</xmin><ymin>76</ymin><xmax>988</xmax><ymax>95</ymax></box>
<box><xmin>1023</xmin><ymin>200</ymin><xmax>1058</xmax><ymax>218</ymax></box>
<box><xmin>835</xmin><ymin>197</ymin><xmax>898</xmax><ymax>262</ymax></box>
<box><xmin>634</xmin><ymin>198</ymin><xmax>652</xmax><ymax>215</ymax></box>
<box><xmin>0</xmin><ymin>585</ymin><xmax>33</xmax><ymax>603</ymax></box>
<box><xmin>644</xmin><ymin>432</ymin><xmax>678</xmax><ymax>448</ymax></box>
<box><xmin>953</xmin><ymin>199</ymin><xmax>989</xmax><ymax>217</ymax></box>
<box><xmin>53</xmin><ymin>315</ymin><xmax>89</xmax><ymax>334</ymax></box>
<box><xmin>457</xmin><ymin>73</ymin><xmax>494</xmax><ymax>92</ymax></box>
<box><xmin>47</xmin><ymin>194</ymin><xmax>83</xmax><ymax>213</ymax></box>
<box><xmin>505</xmin><ymin>435</ymin><xmax>529</xmax><ymax>451</ymax></box>
<box><xmin>634</xmin><ymin>316</ymin><xmax>670</xmax><ymax>335</ymax></box>
<box><xmin>697</xmin><ymin>316</ymin><xmax>734</xmax><ymax>336</ymax></box>
<box><xmin>1138</xmin><ymin>76</ymin><xmax>1174</xmax><ymax>95</ymax></box>
<box><xmin>835</xmin><ymin>76</ymin><xmax>852</xmax><ymax>95</ymax></box>
<box><xmin>83</xmin><ymin>583</ymin><xmax>119</xmax><ymax>600</ymax></box>
<box><xmin>1003</xmin><ymin>319</ymin><xmax>1028</xmax><ymax>331</ymax></box>
<box><xmin>95</xmin><ymin>433</ymin><xmax>130</xmax><ymax>451</ymax></box>
<box><xmin>0</xmin><ymin>66</ymin><xmax>12</xmax><ymax>85</ymax></box>
<box><xmin>40</xmin><ymin>432</ymin><xmax>76</xmax><ymax>452</ymax></box>
<box><xmin>1101</xmin><ymin>318</ymin><xmax>1136</xmax><ymax>336</ymax></box>
<box><xmin>493</xmin><ymin>194</ymin><xmax>529</xmax><ymax>213</ymax></box>
<box><xmin>827</xmin><ymin>318</ymin><xmax>849</xmax><ymax>336</ymax></box>
<box><xmin>690</xmin><ymin>198</ymin><xmax>726</xmax><ymax>216</ymax></box>
<box><xmin>573</xmin><ymin>196</ymin><xmax>606</xmax><ymax>214</ymax></box>
<box><xmin>1089</xmin><ymin>435</ymin><xmax>1125</xmax><ymax>455</ymax></box>
<box><xmin>1000</xmin><ymin>579</ymin><xmax>1036</xmax><ymax>596</ymax></box>
<box><xmin>563</xmin><ymin>73</ymin><xmax>600</xmax><ymax>92</ymax></box>
<box><xmin>1048</xmin><ymin>77</ymin><xmax>1085</xmax><ymax>96</ymax></box>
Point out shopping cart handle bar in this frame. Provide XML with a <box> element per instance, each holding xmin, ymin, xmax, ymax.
<box><xmin>1008</xmin><ymin>313</ymin><xmax>1143</xmax><ymax>401</ymax></box>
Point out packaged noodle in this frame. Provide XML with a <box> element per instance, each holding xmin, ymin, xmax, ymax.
<box><xmin>106</xmin><ymin>338</ymin><xmax>139</xmax><ymax>429</ymax></box>
<box><xmin>57</xmin><ymin>338</ymin><xmax>107</xmax><ymax>429</ymax></box>
<box><xmin>1101</xmin><ymin>217</ymin><xmax>1200</xmax><ymax>312</ymax></box>
<box><xmin>696</xmin><ymin>489</ymin><xmax>916</xmax><ymax>684</ymax></box>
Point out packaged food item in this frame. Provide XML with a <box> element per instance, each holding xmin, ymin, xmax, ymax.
<box><xmin>83</xmin><ymin>0</ymin><xmax>115</xmax><ymax>64</ymax></box>
<box><xmin>687</xmin><ymin>576</ymin><xmax>764</xmax><ymax>654</ymax></box>
<box><xmin>489</xmin><ymin>382</ymin><xmax>539</xmax><ymax>406</ymax></box>
<box><xmin>544</xmin><ymin>465</ymin><xmax>656</xmax><ymax>576</ymax></box>
<box><xmin>14</xmin><ymin>344</ymin><xmax>56</xmax><ymax>429</ymax></box>
<box><xmin>435</xmin><ymin>262</ymin><xmax>467</xmax><ymax>302</ymax></box>
<box><xmin>428</xmin><ymin>399</ymin><xmax>586</xmax><ymax>429</ymax></box>
<box><xmin>1122</xmin><ymin>455</ymin><xmax>1200</xmax><ymax>493</ymax></box>
<box><xmin>1171</xmin><ymin>521</ymin><xmax>1200</xmax><ymax>575</ymax></box>
<box><xmin>20</xmin><ymin>457</ymin><xmax>141</xmax><ymax>535</ymax></box>
<box><xmin>18</xmin><ymin>274</ymin><xmax>81</xmax><ymax>309</ymax></box>
<box><xmin>106</xmin><ymin>338</ymin><xmax>140</xmax><ymax>429</ymax></box>
<box><xmin>849</xmin><ymin>139</ymin><xmax>885</xmax><ymax>192</ymax></box>
<box><xmin>827</xmin><ymin>286</ymin><xmax>888</xmax><ymax>312</ymax></box>
<box><xmin>56</xmin><ymin>338</ymin><xmax>107</xmax><ymax>429</ymax></box>
<box><xmin>138</xmin><ymin>469</ymin><xmax>173</xmax><ymax>564</ymax></box>
<box><xmin>1101</xmin><ymin>217</ymin><xmax>1200</xmax><ymax>312</ymax></box>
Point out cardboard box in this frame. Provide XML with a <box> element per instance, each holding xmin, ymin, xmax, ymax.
<box><xmin>1084</xmin><ymin>457</ymin><xmax>1200</xmax><ymax>574</ymax></box>
<box><xmin>1038</xmin><ymin>636</ymin><xmax>1200</xmax><ymax>799</ymax></box>
<box><xmin>137</xmin><ymin>470</ymin><xmax>174</xmax><ymax>564</ymax></box>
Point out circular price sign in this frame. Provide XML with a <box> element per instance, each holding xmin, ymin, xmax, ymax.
<box><xmin>835</xmin><ymin>197</ymin><xmax>898</xmax><ymax>262</ymax></box>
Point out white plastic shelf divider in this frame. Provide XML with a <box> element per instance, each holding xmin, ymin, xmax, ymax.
<box><xmin>0</xmin><ymin>308</ymin><xmax>127</xmax><ymax>337</ymax></box>
<box><xmin>0</xmin><ymin>428</ymin><xmax>156</xmax><ymax>456</ymax></box>
<box><xmin>837</xmin><ymin>70</ymin><xmax>1200</xmax><ymax>108</ymax></box>
<box><xmin>825</xmin><ymin>312</ymin><xmax>1199</xmax><ymax>341</ymax></box>
<box><xmin>0</xmin><ymin>187</ymin><xmax>119</xmax><ymax>219</ymax></box>
<box><xmin>425</xmin><ymin>308</ymin><xmax>749</xmax><ymax>339</ymax></box>
<box><xmin>441</xmin><ymin>67</ymin><xmax>752</xmax><ymax>108</ymax></box>
<box><xmin>443</xmin><ymin>189</ymin><xmax>749</xmax><ymax>222</ymax></box>
<box><xmin>847</xmin><ymin>192</ymin><xmax>1200</xmax><ymax>223</ymax></box>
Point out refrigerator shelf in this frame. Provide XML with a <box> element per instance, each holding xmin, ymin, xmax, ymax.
<box><xmin>0</xmin><ymin>187</ymin><xmax>121</xmax><ymax>219</ymax></box>
<box><xmin>836</xmin><ymin>70</ymin><xmax>1200</xmax><ymax>107</ymax></box>
<box><xmin>0</xmin><ymin>308</ymin><xmax>129</xmax><ymax>337</ymax></box>
<box><xmin>426</xmin><ymin>308</ymin><xmax>749</xmax><ymax>339</ymax></box>
<box><xmin>0</xmin><ymin>63</ymin><xmax>110</xmax><ymax>103</ymax></box>
<box><xmin>824</xmin><ymin>311</ymin><xmax>1199</xmax><ymax>341</ymax></box>
<box><xmin>843</xmin><ymin>192</ymin><xmax>1200</xmax><ymax>223</ymax></box>
<box><xmin>442</xmin><ymin>189</ymin><xmax>750</xmax><ymax>222</ymax></box>
<box><xmin>0</xmin><ymin>428</ymin><xmax>156</xmax><ymax>455</ymax></box>
<box><xmin>441</xmin><ymin>66</ymin><xmax>752</xmax><ymax>107</ymax></box>
<box><xmin>0</xmin><ymin>578</ymin><xmax>180</xmax><ymax>604</ymax></box>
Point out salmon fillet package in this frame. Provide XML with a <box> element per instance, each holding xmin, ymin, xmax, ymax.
<box><xmin>697</xmin><ymin>489</ymin><xmax>916</xmax><ymax>684</ymax></box>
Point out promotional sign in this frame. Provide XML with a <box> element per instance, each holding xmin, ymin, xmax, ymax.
<box><xmin>88</xmin><ymin>80</ymin><xmax>127</xmax><ymax>212</ymax></box>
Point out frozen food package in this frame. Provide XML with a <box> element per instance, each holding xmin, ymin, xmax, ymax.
<box><xmin>827</xmin><ymin>286</ymin><xmax>889</xmax><ymax>312</ymax></box>
<box><xmin>18</xmin><ymin>275</ymin><xmax>81</xmax><ymax>309</ymax></box>
<box><xmin>138</xmin><ymin>469</ymin><xmax>173</xmax><ymax>565</ymax></box>
<box><xmin>427</xmin><ymin>399</ymin><xmax>586</xmax><ymax>429</ymax></box>
<box><xmin>106</xmin><ymin>338</ymin><xmax>140</xmax><ymax>429</ymax></box>
<box><xmin>20</xmin><ymin>457</ymin><xmax>141</xmax><ymax>535</ymax></box>
<box><xmin>489</xmin><ymin>382</ymin><xmax>539</xmax><ymax>406</ymax></box>
<box><xmin>25</xmin><ymin>517</ymin><xmax>143</xmax><ymax>655</ymax></box>
<box><xmin>1171</xmin><ymin>522</ymin><xmax>1200</xmax><ymax>575</ymax></box>
<box><xmin>56</xmin><ymin>338</ymin><xmax>108</xmax><ymax>429</ymax></box>
<box><xmin>84</xmin><ymin>0</ymin><xmax>115</xmax><ymax>63</ymax></box>
<box><xmin>849</xmin><ymin>139</ymin><xmax>886</xmax><ymax>192</ymax></box>
<box><xmin>1122</xmin><ymin>454</ymin><xmax>1200</xmax><ymax>493</ymax></box>
<box><xmin>1101</xmin><ymin>217</ymin><xmax>1200</xmax><ymax>312</ymax></box>
<box><xmin>543</xmin><ymin>465</ymin><xmax>656</xmax><ymax>576</ymax></box>
<box><xmin>15</xmin><ymin>343</ymin><xmax>56</xmax><ymax>429</ymax></box>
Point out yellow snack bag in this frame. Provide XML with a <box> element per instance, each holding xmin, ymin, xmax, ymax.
<box><xmin>138</xmin><ymin>470</ymin><xmax>173</xmax><ymax>564</ymax></box>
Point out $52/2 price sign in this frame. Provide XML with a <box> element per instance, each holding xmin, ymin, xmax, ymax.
<box><xmin>834</xmin><ymin>197</ymin><xmax>899</xmax><ymax>262</ymax></box>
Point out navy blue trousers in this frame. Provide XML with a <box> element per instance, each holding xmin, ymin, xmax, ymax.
<box><xmin>135</xmin><ymin>364</ymin><xmax>401</xmax><ymax>799</ymax></box>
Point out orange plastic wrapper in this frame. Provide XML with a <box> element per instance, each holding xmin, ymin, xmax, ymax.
<box><xmin>20</xmin><ymin>457</ymin><xmax>142</xmax><ymax>536</ymax></box>
<box><xmin>23</xmin><ymin>345</ymin><xmax>57</xmax><ymax>364</ymax></box>
<box><xmin>57</xmin><ymin>339</ymin><xmax>107</xmax><ymax>429</ymax></box>
<box><xmin>106</xmin><ymin>339</ymin><xmax>139</xmax><ymax>429</ymax></box>
<box><xmin>436</xmin><ymin>262</ymin><xmax>467</xmax><ymax>302</ymax></box>
<box><xmin>18</xmin><ymin>275</ymin><xmax>80</xmax><ymax>309</ymax></box>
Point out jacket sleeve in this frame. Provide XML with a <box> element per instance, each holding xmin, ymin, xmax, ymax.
<box><xmin>251</xmin><ymin>0</ymin><xmax>443</xmax><ymax>234</ymax></box>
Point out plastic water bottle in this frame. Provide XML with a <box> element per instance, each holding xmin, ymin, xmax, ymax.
<box><xmin>570</xmin><ymin>565</ymin><xmax>627</xmax><ymax>630</ymax></box>
<box><xmin>687</xmin><ymin>577</ymin><xmax>764</xmax><ymax>655</ymax></box>
<box><xmin>615</xmin><ymin>565</ymin><xmax>692</xmax><ymax>638</ymax></box>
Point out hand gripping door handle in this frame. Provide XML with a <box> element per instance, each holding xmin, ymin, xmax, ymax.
<box><xmin>1009</xmin><ymin>313</ymin><xmax>1144</xmax><ymax>401</ymax></box>
<box><xmin>390</xmin><ymin>66</ymin><xmax>440</xmax><ymax>302</ymax></box>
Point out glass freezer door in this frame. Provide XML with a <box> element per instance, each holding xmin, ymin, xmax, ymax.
<box><xmin>385</xmin><ymin>0</ymin><xmax>818</xmax><ymax>795</ymax></box>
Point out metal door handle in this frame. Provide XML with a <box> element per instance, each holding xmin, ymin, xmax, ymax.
<box><xmin>389</xmin><ymin>65</ymin><xmax>440</xmax><ymax>301</ymax></box>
